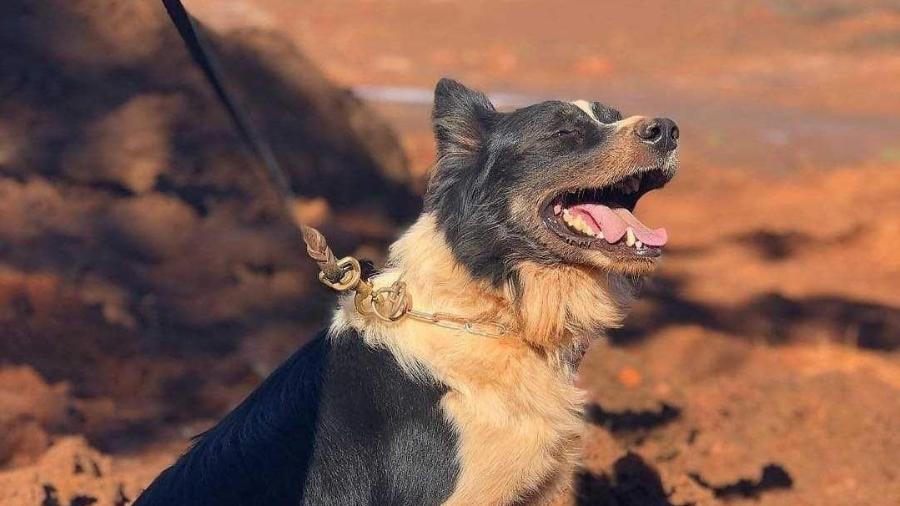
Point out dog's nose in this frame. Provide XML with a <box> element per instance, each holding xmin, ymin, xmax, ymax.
<box><xmin>635</xmin><ymin>117</ymin><xmax>679</xmax><ymax>152</ymax></box>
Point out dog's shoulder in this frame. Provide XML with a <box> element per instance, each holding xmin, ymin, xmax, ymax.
<box><xmin>134</xmin><ymin>327</ymin><xmax>459</xmax><ymax>506</ymax></box>
<box><xmin>304</xmin><ymin>328</ymin><xmax>460</xmax><ymax>505</ymax></box>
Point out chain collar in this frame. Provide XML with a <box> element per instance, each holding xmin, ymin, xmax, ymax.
<box><xmin>318</xmin><ymin>255</ymin><xmax>508</xmax><ymax>338</ymax></box>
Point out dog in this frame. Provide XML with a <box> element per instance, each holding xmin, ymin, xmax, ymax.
<box><xmin>134</xmin><ymin>78</ymin><xmax>678</xmax><ymax>506</ymax></box>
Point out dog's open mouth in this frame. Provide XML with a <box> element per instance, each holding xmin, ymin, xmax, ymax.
<box><xmin>542</xmin><ymin>167</ymin><xmax>674</xmax><ymax>258</ymax></box>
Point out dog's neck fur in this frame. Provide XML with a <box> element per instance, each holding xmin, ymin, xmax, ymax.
<box><xmin>330</xmin><ymin>213</ymin><xmax>636</xmax><ymax>504</ymax></box>
<box><xmin>332</xmin><ymin>213</ymin><xmax>635</xmax><ymax>379</ymax></box>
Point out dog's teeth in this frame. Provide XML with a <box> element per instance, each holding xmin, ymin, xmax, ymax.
<box><xmin>562</xmin><ymin>212</ymin><xmax>599</xmax><ymax>237</ymax></box>
<box><xmin>597</xmin><ymin>231</ymin><xmax>604</xmax><ymax>239</ymax></box>
<box><xmin>625</xmin><ymin>227</ymin><xmax>636</xmax><ymax>247</ymax></box>
<box><xmin>635</xmin><ymin>240</ymin><xmax>643</xmax><ymax>249</ymax></box>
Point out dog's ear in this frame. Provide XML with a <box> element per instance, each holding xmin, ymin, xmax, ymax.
<box><xmin>432</xmin><ymin>78</ymin><xmax>496</xmax><ymax>158</ymax></box>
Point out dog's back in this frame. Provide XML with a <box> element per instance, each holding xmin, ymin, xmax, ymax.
<box><xmin>135</xmin><ymin>329</ymin><xmax>459</xmax><ymax>505</ymax></box>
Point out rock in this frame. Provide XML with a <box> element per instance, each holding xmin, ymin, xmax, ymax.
<box><xmin>0</xmin><ymin>2</ymin><xmax>419</xmax><ymax>489</ymax></box>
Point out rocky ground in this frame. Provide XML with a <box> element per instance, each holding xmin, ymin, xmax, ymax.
<box><xmin>1</xmin><ymin>0</ymin><xmax>899</xmax><ymax>505</ymax></box>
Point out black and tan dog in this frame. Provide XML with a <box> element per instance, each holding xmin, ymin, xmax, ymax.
<box><xmin>135</xmin><ymin>78</ymin><xmax>679</xmax><ymax>506</ymax></box>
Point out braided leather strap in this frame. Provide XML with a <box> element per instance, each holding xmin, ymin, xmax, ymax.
<box><xmin>300</xmin><ymin>224</ymin><xmax>344</xmax><ymax>284</ymax></box>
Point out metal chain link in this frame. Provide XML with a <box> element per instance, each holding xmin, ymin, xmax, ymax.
<box><xmin>317</xmin><ymin>259</ymin><xmax>509</xmax><ymax>338</ymax></box>
<box><xmin>405</xmin><ymin>310</ymin><xmax>509</xmax><ymax>337</ymax></box>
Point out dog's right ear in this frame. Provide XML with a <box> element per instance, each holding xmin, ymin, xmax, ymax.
<box><xmin>432</xmin><ymin>78</ymin><xmax>496</xmax><ymax>158</ymax></box>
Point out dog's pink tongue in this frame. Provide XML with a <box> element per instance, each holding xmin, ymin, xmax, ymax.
<box><xmin>572</xmin><ymin>204</ymin><xmax>668</xmax><ymax>246</ymax></box>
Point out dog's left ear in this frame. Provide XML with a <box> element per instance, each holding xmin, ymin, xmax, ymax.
<box><xmin>432</xmin><ymin>78</ymin><xmax>496</xmax><ymax>158</ymax></box>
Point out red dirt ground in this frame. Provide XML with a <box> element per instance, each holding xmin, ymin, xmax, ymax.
<box><xmin>1</xmin><ymin>1</ymin><xmax>899</xmax><ymax>505</ymax></box>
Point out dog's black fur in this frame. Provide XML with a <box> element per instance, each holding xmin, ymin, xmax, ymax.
<box><xmin>134</xmin><ymin>329</ymin><xmax>459</xmax><ymax>505</ymax></box>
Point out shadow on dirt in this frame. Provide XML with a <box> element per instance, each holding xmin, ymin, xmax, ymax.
<box><xmin>0</xmin><ymin>1</ymin><xmax>417</xmax><ymax>216</ymax></box>
<box><xmin>584</xmin><ymin>403</ymin><xmax>681</xmax><ymax>434</ymax></box>
<box><xmin>664</xmin><ymin>227</ymin><xmax>858</xmax><ymax>263</ymax></box>
<box><xmin>731</xmin><ymin>228</ymin><xmax>855</xmax><ymax>262</ymax></box>
<box><xmin>575</xmin><ymin>453</ymin><xmax>671</xmax><ymax>506</ymax></box>
<box><xmin>41</xmin><ymin>484</ymin><xmax>100</xmax><ymax>506</ymax></box>
<box><xmin>0</xmin><ymin>0</ymin><xmax>418</xmax><ymax>456</ymax></box>
<box><xmin>0</xmin><ymin>2</ymin><xmax>416</xmax><ymax>346</ymax></box>
<box><xmin>614</xmin><ymin>275</ymin><xmax>900</xmax><ymax>351</ymax></box>
<box><xmin>690</xmin><ymin>463</ymin><xmax>793</xmax><ymax>500</ymax></box>
<box><xmin>574</xmin><ymin>441</ymin><xmax>794</xmax><ymax>505</ymax></box>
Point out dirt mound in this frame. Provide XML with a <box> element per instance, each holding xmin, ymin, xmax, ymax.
<box><xmin>0</xmin><ymin>0</ymin><xmax>416</xmax><ymax>497</ymax></box>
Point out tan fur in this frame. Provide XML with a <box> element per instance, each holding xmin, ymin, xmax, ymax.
<box><xmin>512</xmin><ymin>261</ymin><xmax>632</xmax><ymax>351</ymax></box>
<box><xmin>330</xmin><ymin>214</ymin><xmax>635</xmax><ymax>505</ymax></box>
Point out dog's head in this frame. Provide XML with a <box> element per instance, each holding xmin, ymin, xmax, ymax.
<box><xmin>425</xmin><ymin>78</ymin><xmax>678</xmax><ymax>286</ymax></box>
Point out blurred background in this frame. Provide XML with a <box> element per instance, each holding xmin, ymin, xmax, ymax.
<box><xmin>1</xmin><ymin>1</ymin><xmax>899</xmax><ymax>504</ymax></box>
